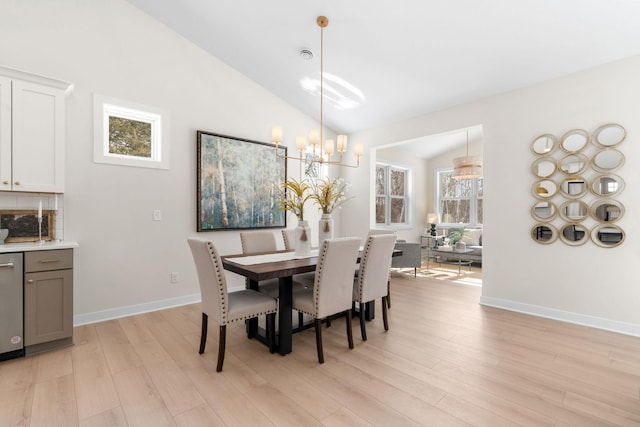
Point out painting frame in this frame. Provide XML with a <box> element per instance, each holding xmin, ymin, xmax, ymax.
<box><xmin>196</xmin><ymin>131</ymin><xmax>287</xmax><ymax>231</ymax></box>
<box><xmin>0</xmin><ymin>210</ymin><xmax>55</xmax><ymax>243</ymax></box>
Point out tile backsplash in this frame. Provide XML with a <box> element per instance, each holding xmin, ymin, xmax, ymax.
<box><xmin>0</xmin><ymin>192</ymin><xmax>64</xmax><ymax>241</ymax></box>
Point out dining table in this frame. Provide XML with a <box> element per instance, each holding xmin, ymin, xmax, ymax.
<box><xmin>222</xmin><ymin>247</ymin><xmax>399</xmax><ymax>355</ymax></box>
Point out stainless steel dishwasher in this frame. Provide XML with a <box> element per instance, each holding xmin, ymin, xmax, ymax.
<box><xmin>0</xmin><ymin>252</ymin><xmax>24</xmax><ymax>361</ymax></box>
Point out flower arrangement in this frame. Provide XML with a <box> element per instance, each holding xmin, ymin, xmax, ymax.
<box><xmin>278</xmin><ymin>178</ymin><xmax>312</xmax><ymax>220</ymax></box>
<box><xmin>310</xmin><ymin>177</ymin><xmax>353</xmax><ymax>214</ymax></box>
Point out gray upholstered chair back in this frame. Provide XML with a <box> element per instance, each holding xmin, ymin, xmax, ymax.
<box><xmin>356</xmin><ymin>234</ymin><xmax>397</xmax><ymax>302</ymax></box>
<box><xmin>187</xmin><ymin>238</ymin><xmax>228</xmax><ymax>326</ymax></box>
<box><xmin>313</xmin><ymin>237</ymin><xmax>361</xmax><ymax>319</ymax></box>
<box><xmin>240</xmin><ymin>230</ymin><xmax>277</xmax><ymax>254</ymax></box>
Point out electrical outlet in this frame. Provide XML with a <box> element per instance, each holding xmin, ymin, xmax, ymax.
<box><xmin>170</xmin><ymin>272</ymin><xmax>180</xmax><ymax>283</ymax></box>
<box><xmin>153</xmin><ymin>210</ymin><xmax>162</xmax><ymax>221</ymax></box>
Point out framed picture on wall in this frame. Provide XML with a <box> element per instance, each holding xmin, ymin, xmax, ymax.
<box><xmin>0</xmin><ymin>210</ymin><xmax>55</xmax><ymax>242</ymax></box>
<box><xmin>196</xmin><ymin>131</ymin><xmax>287</xmax><ymax>231</ymax></box>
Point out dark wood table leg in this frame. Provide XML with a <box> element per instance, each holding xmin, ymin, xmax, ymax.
<box><xmin>278</xmin><ymin>276</ymin><xmax>293</xmax><ymax>355</ymax></box>
<box><xmin>246</xmin><ymin>279</ymin><xmax>259</xmax><ymax>337</ymax></box>
<box><xmin>364</xmin><ymin>300</ymin><xmax>375</xmax><ymax>321</ymax></box>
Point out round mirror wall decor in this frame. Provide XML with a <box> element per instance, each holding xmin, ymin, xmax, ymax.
<box><xmin>558</xmin><ymin>153</ymin><xmax>589</xmax><ymax>175</ymax></box>
<box><xmin>591</xmin><ymin>199</ymin><xmax>624</xmax><ymax>223</ymax></box>
<box><xmin>560</xmin><ymin>129</ymin><xmax>589</xmax><ymax>153</ymax></box>
<box><xmin>531</xmin><ymin>134</ymin><xmax>557</xmax><ymax>156</ymax></box>
<box><xmin>592</xmin><ymin>123</ymin><xmax>626</xmax><ymax>148</ymax></box>
<box><xmin>531</xmin><ymin>201</ymin><xmax>558</xmax><ymax>222</ymax></box>
<box><xmin>591</xmin><ymin>224</ymin><xmax>624</xmax><ymax>248</ymax></box>
<box><xmin>592</xmin><ymin>149</ymin><xmax>624</xmax><ymax>172</ymax></box>
<box><xmin>558</xmin><ymin>200</ymin><xmax>589</xmax><ymax>222</ymax></box>
<box><xmin>532</xmin><ymin>179</ymin><xmax>557</xmax><ymax>199</ymax></box>
<box><xmin>590</xmin><ymin>174</ymin><xmax>625</xmax><ymax>197</ymax></box>
<box><xmin>559</xmin><ymin>176</ymin><xmax>588</xmax><ymax>198</ymax></box>
<box><xmin>559</xmin><ymin>223</ymin><xmax>590</xmax><ymax>246</ymax></box>
<box><xmin>531</xmin><ymin>158</ymin><xmax>557</xmax><ymax>178</ymax></box>
<box><xmin>529</xmin><ymin>123</ymin><xmax>625</xmax><ymax>247</ymax></box>
<box><xmin>531</xmin><ymin>223</ymin><xmax>558</xmax><ymax>244</ymax></box>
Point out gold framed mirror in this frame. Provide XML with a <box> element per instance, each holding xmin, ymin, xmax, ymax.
<box><xmin>531</xmin><ymin>157</ymin><xmax>557</xmax><ymax>178</ymax></box>
<box><xmin>591</xmin><ymin>224</ymin><xmax>624</xmax><ymax>248</ymax></box>
<box><xmin>590</xmin><ymin>174</ymin><xmax>625</xmax><ymax>197</ymax></box>
<box><xmin>532</xmin><ymin>179</ymin><xmax>558</xmax><ymax>199</ymax></box>
<box><xmin>531</xmin><ymin>223</ymin><xmax>558</xmax><ymax>244</ymax></box>
<box><xmin>591</xmin><ymin>199</ymin><xmax>624</xmax><ymax>223</ymax></box>
<box><xmin>559</xmin><ymin>129</ymin><xmax>589</xmax><ymax>153</ymax></box>
<box><xmin>592</xmin><ymin>123</ymin><xmax>625</xmax><ymax>148</ymax></box>
<box><xmin>531</xmin><ymin>201</ymin><xmax>557</xmax><ymax>222</ymax></box>
<box><xmin>558</xmin><ymin>153</ymin><xmax>589</xmax><ymax>175</ymax></box>
<box><xmin>591</xmin><ymin>149</ymin><xmax>624</xmax><ymax>172</ymax></box>
<box><xmin>559</xmin><ymin>223</ymin><xmax>590</xmax><ymax>246</ymax></box>
<box><xmin>531</xmin><ymin>134</ymin><xmax>557</xmax><ymax>156</ymax></box>
<box><xmin>559</xmin><ymin>176</ymin><xmax>588</xmax><ymax>198</ymax></box>
<box><xmin>558</xmin><ymin>200</ymin><xmax>589</xmax><ymax>222</ymax></box>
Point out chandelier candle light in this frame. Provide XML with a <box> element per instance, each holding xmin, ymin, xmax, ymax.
<box><xmin>452</xmin><ymin>130</ymin><xmax>482</xmax><ymax>179</ymax></box>
<box><xmin>271</xmin><ymin>16</ymin><xmax>364</xmax><ymax>168</ymax></box>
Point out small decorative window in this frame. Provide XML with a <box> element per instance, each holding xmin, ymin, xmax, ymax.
<box><xmin>375</xmin><ymin>163</ymin><xmax>410</xmax><ymax>226</ymax></box>
<box><xmin>93</xmin><ymin>94</ymin><xmax>169</xmax><ymax>169</ymax></box>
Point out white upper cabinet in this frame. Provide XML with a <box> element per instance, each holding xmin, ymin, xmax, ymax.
<box><xmin>0</xmin><ymin>67</ymin><xmax>71</xmax><ymax>193</ymax></box>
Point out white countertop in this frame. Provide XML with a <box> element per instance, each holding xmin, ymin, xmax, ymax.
<box><xmin>0</xmin><ymin>241</ymin><xmax>79</xmax><ymax>253</ymax></box>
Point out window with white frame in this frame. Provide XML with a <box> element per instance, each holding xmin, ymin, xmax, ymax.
<box><xmin>93</xmin><ymin>94</ymin><xmax>169</xmax><ymax>169</ymax></box>
<box><xmin>375</xmin><ymin>163</ymin><xmax>410</xmax><ymax>225</ymax></box>
<box><xmin>436</xmin><ymin>169</ymin><xmax>483</xmax><ymax>226</ymax></box>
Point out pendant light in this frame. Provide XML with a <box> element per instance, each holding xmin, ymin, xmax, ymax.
<box><xmin>452</xmin><ymin>130</ymin><xmax>482</xmax><ymax>179</ymax></box>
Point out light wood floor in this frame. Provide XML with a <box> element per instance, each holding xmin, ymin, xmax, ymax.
<box><xmin>2</xmin><ymin>272</ymin><xmax>640</xmax><ymax>427</ymax></box>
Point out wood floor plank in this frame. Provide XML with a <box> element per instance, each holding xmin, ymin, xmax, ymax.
<box><xmin>78</xmin><ymin>407</ymin><xmax>128</xmax><ymax>427</ymax></box>
<box><xmin>173</xmin><ymin>403</ymin><xmax>225</xmax><ymax>427</ymax></box>
<box><xmin>30</xmin><ymin>373</ymin><xmax>78</xmax><ymax>427</ymax></box>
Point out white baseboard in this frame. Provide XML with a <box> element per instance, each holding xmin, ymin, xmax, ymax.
<box><xmin>73</xmin><ymin>293</ymin><xmax>202</xmax><ymax>326</ymax></box>
<box><xmin>480</xmin><ymin>296</ymin><xmax>640</xmax><ymax>338</ymax></box>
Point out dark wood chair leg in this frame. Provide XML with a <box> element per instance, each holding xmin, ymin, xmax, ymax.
<box><xmin>267</xmin><ymin>313</ymin><xmax>276</xmax><ymax>354</ymax></box>
<box><xmin>326</xmin><ymin>317</ymin><xmax>331</xmax><ymax>328</ymax></box>
<box><xmin>387</xmin><ymin>280</ymin><xmax>391</xmax><ymax>308</ymax></box>
<box><xmin>199</xmin><ymin>312</ymin><xmax>208</xmax><ymax>354</ymax></box>
<box><xmin>315</xmin><ymin>319</ymin><xmax>324</xmax><ymax>364</ymax></box>
<box><xmin>382</xmin><ymin>296</ymin><xmax>389</xmax><ymax>331</ymax></box>
<box><xmin>346</xmin><ymin>309</ymin><xmax>354</xmax><ymax>349</ymax></box>
<box><xmin>298</xmin><ymin>311</ymin><xmax>304</xmax><ymax>328</ymax></box>
<box><xmin>359</xmin><ymin>302</ymin><xmax>367</xmax><ymax>341</ymax></box>
<box><xmin>216</xmin><ymin>325</ymin><xmax>226</xmax><ymax>372</ymax></box>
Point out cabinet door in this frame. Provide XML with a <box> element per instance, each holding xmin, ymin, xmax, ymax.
<box><xmin>0</xmin><ymin>77</ymin><xmax>11</xmax><ymax>189</ymax></box>
<box><xmin>24</xmin><ymin>269</ymin><xmax>73</xmax><ymax>346</ymax></box>
<box><xmin>11</xmin><ymin>80</ymin><xmax>65</xmax><ymax>192</ymax></box>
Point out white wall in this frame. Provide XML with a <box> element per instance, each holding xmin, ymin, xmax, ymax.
<box><xmin>341</xmin><ymin>55</ymin><xmax>640</xmax><ymax>336</ymax></box>
<box><xmin>0</xmin><ymin>0</ymin><xmax>323</xmax><ymax>323</ymax></box>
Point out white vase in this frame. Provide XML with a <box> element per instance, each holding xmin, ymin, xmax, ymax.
<box><xmin>318</xmin><ymin>213</ymin><xmax>333</xmax><ymax>248</ymax></box>
<box><xmin>295</xmin><ymin>220</ymin><xmax>311</xmax><ymax>256</ymax></box>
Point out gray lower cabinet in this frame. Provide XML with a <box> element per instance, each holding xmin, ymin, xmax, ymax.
<box><xmin>24</xmin><ymin>249</ymin><xmax>73</xmax><ymax>355</ymax></box>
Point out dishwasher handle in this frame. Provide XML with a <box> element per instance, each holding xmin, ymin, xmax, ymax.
<box><xmin>0</xmin><ymin>262</ymin><xmax>14</xmax><ymax>268</ymax></box>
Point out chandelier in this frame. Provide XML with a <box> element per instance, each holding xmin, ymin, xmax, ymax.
<box><xmin>451</xmin><ymin>130</ymin><xmax>482</xmax><ymax>179</ymax></box>
<box><xmin>271</xmin><ymin>16</ymin><xmax>363</xmax><ymax>168</ymax></box>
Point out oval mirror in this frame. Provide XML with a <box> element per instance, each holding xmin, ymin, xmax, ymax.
<box><xmin>593</xmin><ymin>123</ymin><xmax>625</xmax><ymax>148</ymax></box>
<box><xmin>531</xmin><ymin>134</ymin><xmax>557</xmax><ymax>156</ymax></box>
<box><xmin>559</xmin><ymin>200</ymin><xmax>589</xmax><ymax>222</ymax></box>
<box><xmin>559</xmin><ymin>176</ymin><xmax>588</xmax><ymax>198</ymax></box>
<box><xmin>558</xmin><ymin>153</ymin><xmax>589</xmax><ymax>175</ymax></box>
<box><xmin>591</xmin><ymin>199</ymin><xmax>624</xmax><ymax>223</ymax></box>
<box><xmin>592</xmin><ymin>149</ymin><xmax>624</xmax><ymax>172</ymax></box>
<box><xmin>531</xmin><ymin>201</ymin><xmax>557</xmax><ymax>221</ymax></box>
<box><xmin>531</xmin><ymin>158</ymin><xmax>556</xmax><ymax>178</ymax></box>
<box><xmin>591</xmin><ymin>224</ymin><xmax>624</xmax><ymax>248</ymax></box>
<box><xmin>560</xmin><ymin>129</ymin><xmax>589</xmax><ymax>153</ymax></box>
<box><xmin>531</xmin><ymin>223</ymin><xmax>558</xmax><ymax>244</ymax></box>
<box><xmin>590</xmin><ymin>174</ymin><xmax>625</xmax><ymax>197</ymax></box>
<box><xmin>532</xmin><ymin>179</ymin><xmax>557</xmax><ymax>199</ymax></box>
<box><xmin>560</xmin><ymin>223</ymin><xmax>589</xmax><ymax>246</ymax></box>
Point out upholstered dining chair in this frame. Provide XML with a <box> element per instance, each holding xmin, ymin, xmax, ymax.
<box><xmin>365</xmin><ymin>229</ymin><xmax>396</xmax><ymax>308</ymax></box>
<box><xmin>282</xmin><ymin>228</ymin><xmax>295</xmax><ymax>251</ymax></box>
<box><xmin>187</xmin><ymin>238</ymin><xmax>277</xmax><ymax>372</ymax></box>
<box><xmin>292</xmin><ymin>237</ymin><xmax>361</xmax><ymax>363</ymax></box>
<box><xmin>240</xmin><ymin>230</ymin><xmax>280</xmax><ymax>298</ymax></box>
<box><xmin>353</xmin><ymin>233</ymin><xmax>397</xmax><ymax>341</ymax></box>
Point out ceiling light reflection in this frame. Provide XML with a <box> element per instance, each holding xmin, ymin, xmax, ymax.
<box><xmin>300</xmin><ymin>72</ymin><xmax>366</xmax><ymax>111</ymax></box>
